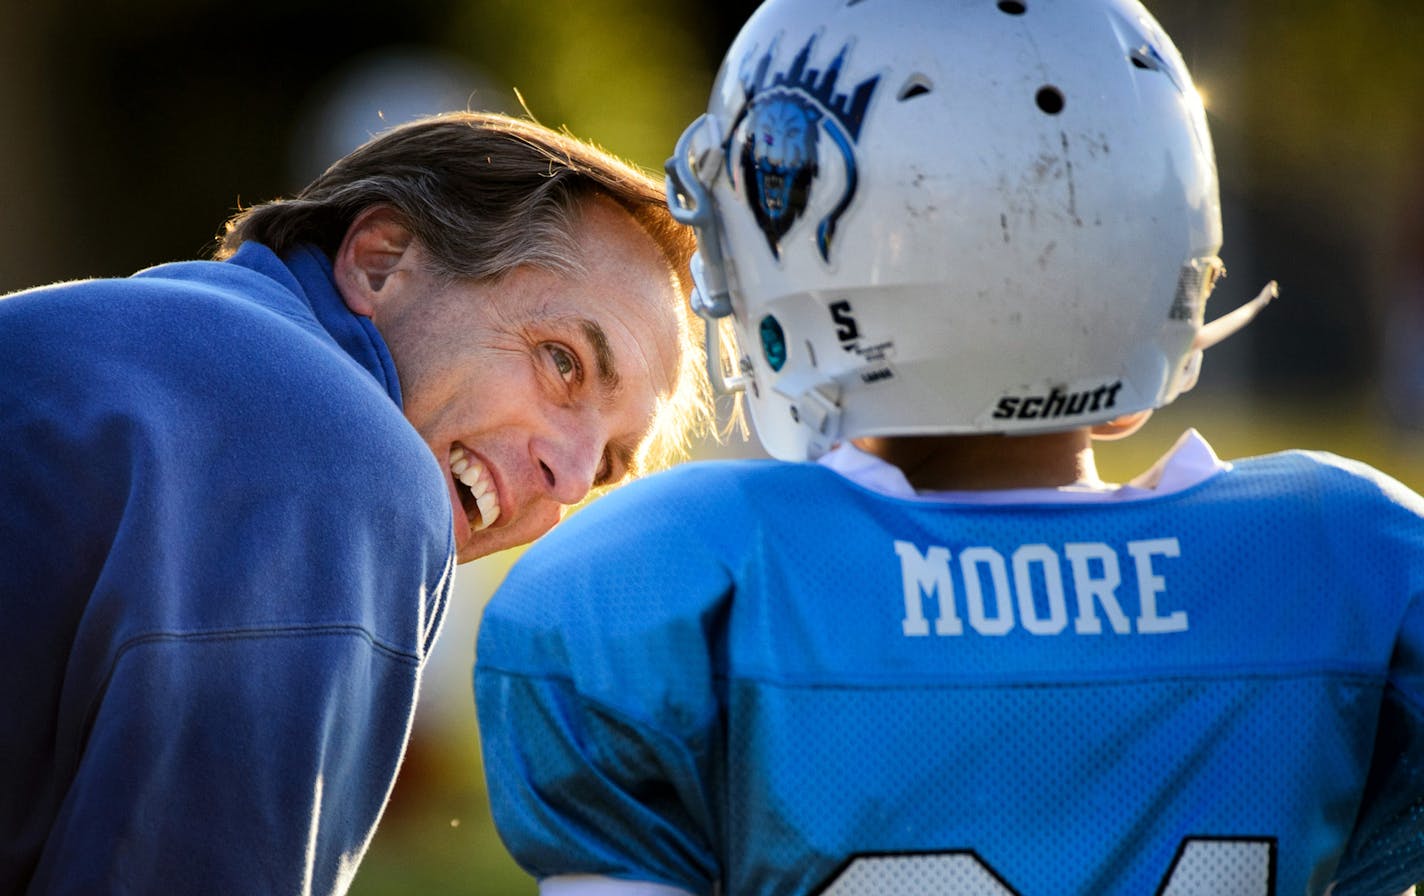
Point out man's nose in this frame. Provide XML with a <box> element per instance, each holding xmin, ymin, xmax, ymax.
<box><xmin>533</xmin><ymin>422</ymin><xmax>603</xmax><ymax>507</ymax></box>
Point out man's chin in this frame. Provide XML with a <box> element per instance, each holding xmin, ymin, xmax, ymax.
<box><xmin>455</xmin><ymin>519</ymin><xmax>555</xmax><ymax>563</ymax></box>
<box><xmin>456</xmin><ymin>532</ymin><xmax>505</xmax><ymax>564</ymax></box>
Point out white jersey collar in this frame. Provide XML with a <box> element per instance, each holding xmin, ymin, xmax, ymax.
<box><xmin>817</xmin><ymin>429</ymin><xmax>1228</xmax><ymax>505</ymax></box>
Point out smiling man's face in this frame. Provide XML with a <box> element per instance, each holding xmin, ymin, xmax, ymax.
<box><xmin>338</xmin><ymin>196</ymin><xmax>684</xmax><ymax>561</ymax></box>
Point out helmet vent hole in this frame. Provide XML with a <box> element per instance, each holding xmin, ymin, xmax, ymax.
<box><xmin>1129</xmin><ymin>46</ymin><xmax>1166</xmax><ymax>73</ymax></box>
<box><xmin>1035</xmin><ymin>86</ymin><xmax>1065</xmax><ymax>115</ymax></box>
<box><xmin>898</xmin><ymin>75</ymin><xmax>934</xmax><ymax>101</ymax></box>
<box><xmin>998</xmin><ymin>0</ymin><xmax>1027</xmax><ymax>13</ymax></box>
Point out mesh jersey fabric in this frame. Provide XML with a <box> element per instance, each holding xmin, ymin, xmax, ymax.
<box><xmin>475</xmin><ymin>445</ymin><xmax>1424</xmax><ymax>896</ymax></box>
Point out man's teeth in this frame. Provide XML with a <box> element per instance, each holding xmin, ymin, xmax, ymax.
<box><xmin>450</xmin><ymin>446</ymin><xmax>501</xmax><ymax>532</ymax></box>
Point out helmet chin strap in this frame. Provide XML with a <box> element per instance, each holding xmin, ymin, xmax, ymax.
<box><xmin>1176</xmin><ymin>280</ymin><xmax>1278</xmax><ymax>396</ymax></box>
<box><xmin>1194</xmin><ymin>280</ymin><xmax>1278</xmax><ymax>352</ymax></box>
<box><xmin>1179</xmin><ymin>279</ymin><xmax>1281</xmax><ymax>396</ymax></box>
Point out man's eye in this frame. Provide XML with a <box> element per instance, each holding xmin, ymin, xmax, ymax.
<box><xmin>546</xmin><ymin>344</ymin><xmax>579</xmax><ymax>383</ymax></box>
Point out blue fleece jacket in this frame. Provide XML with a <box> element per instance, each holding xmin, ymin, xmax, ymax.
<box><xmin>0</xmin><ymin>243</ymin><xmax>454</xmax><ymax>894</ymax></box>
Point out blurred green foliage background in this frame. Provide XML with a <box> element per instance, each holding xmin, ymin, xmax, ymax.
<box><xmin>4</xmin><ymin>1</ymin><xmax>1424</xmax><ymax>892</ymax></box>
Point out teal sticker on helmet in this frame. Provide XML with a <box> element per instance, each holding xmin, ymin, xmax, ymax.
<box><xmin>760</xmin><ymin>314</ymin><xmax>787</xmax><ymax>371</ymax></box>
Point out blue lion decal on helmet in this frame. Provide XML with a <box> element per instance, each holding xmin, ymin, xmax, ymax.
<box><xmin>744</xmin><ymin>92</ymin><xmax>822</xmax><ymax>254</ymax></box>
<box><xmin>728</xmin><ymin>35</ymin><xmax>879</xmax><ymax>262</ymax></box>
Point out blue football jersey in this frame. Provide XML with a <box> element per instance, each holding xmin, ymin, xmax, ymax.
<box><xmin>475</xmin><ymin>441</ymin><xmax>1424</xmax><ymax>896</ymax></box>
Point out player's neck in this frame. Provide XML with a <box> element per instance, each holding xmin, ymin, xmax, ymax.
<box><xmin>852</xmin><ymin>429</ymin><xmax>1100</xmax><ymax>492</ymax></box>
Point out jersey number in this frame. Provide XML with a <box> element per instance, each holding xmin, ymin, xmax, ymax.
<box><xmin>815</xmin><ymin>837</ymin><xmax>1276</xmax><ymax>895</ymax></box>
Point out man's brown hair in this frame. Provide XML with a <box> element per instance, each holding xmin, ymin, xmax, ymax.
<box><xmin>219</xmin><ymin>111</ymin><xmax>710</xmax><ymax>471</ymax></box>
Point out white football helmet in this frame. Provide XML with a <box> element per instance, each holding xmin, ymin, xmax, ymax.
<box><xmin>667</xmin><ymin>0</ymin><xmax>1273</xmax><ymax>461</ymax></box>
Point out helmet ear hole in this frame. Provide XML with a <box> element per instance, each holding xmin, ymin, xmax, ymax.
<box><xmin>997</xmin><ymin>0</ymin><xmax>1027</xmax><ymax>14</ymax></box>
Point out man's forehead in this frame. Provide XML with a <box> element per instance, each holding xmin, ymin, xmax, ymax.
<box><xmin>537</xmin><ymin>205</ymin><xmax>686</xmax><ymax>423</ymax></box>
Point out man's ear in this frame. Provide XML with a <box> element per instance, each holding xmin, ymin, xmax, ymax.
<box><xmin>334</xmin><ymin>206</ymin><xmax>415</xmax><ymax>317</ymax></box>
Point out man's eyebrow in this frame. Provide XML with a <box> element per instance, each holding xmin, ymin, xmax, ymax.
<box><xmin>579</xmin><ymin>318</ymin><xmax>621</xmax><ymax>394</ymax></box>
